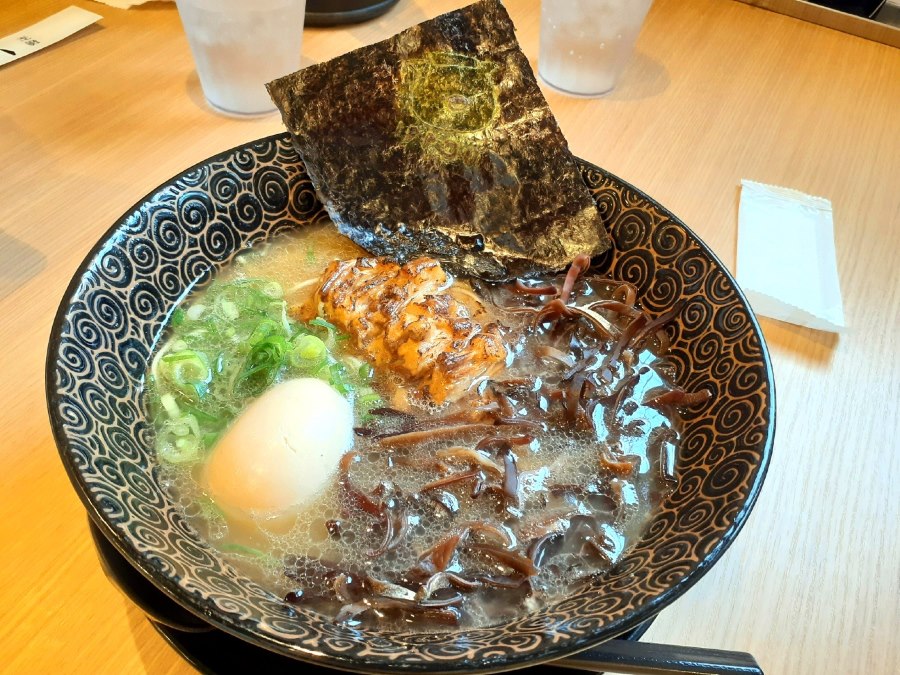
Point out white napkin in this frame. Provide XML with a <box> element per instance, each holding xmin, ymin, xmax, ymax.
<box><xmin>736</xmin><ymin>179</ymin><xmax>845</xmax><ymax>333</ymax></box>
<box><xmin>90</xmin><ymin>0</ymin><xmax>171</xmax><ymax>8</ymax></box>
<box><xmin>0</xmin><ymin>6</ymin><xmax>102</xmax><ymax>67</ymax></box>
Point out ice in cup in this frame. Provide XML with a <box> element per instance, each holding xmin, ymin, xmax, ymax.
<box><xmin>539</xmin><ymin>0</ymin><xmax>653</xmax><ymax>97</ymax></box>
<box><xmin>175</xmin><ymin>0</ymin><xmax>307</xmax><ymax>117</ymax></box>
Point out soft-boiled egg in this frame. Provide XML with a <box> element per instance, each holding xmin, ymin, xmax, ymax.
<box><xmin>203</xmin><ymin>378</ymin><xmax>353</xmax><ymax>526</ymax></box>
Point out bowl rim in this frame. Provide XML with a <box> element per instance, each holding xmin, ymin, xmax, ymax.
<box><xmin>45</xmin><ymin>132</ymin><xmax>775</xmax><ymax>673</ymax></box>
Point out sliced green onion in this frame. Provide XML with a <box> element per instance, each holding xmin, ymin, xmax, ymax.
<box><xmin>159</xmin><ymin>350</ymin><xmax>211</xmax><ymax>399</ymax></box>
<box><xmin>150</xmin><ymin>343</ymin><xmax>171</xmax><ymax>384</ymax></box>
<box><xmin>160</xmin><ymin>393</ymin><xmax>180</xmax><ymax>419</ymax></box>
<box><xmin>170</xmin><ymin>421</ymin><xmax>191</xmax><ymax>437</ymax></box>
<box><xmin>248</xmin><ymin>318</ymin><xmax>281</xmax><ymax>345</ymax></box>
<box><xmin>157</xmin><ymin>435</ymin><xmax>200</xmax><ymax>464</ymax></box>
<box><xmin>293</xmin><ymin>334</ymin><xmax>327</xmax><ymax>361</ymax></box>
<box><xmin>310</xmin><ymin>317</ymin><xmax>338</xmax><ymax>332</ymax></box>
<box><xmin>183</xmin><ymin>413</ymin><xmax>201</xmax><ymax>438</ymax></box>
<box><xmin>280</xmin><ymin>302</ymin><xmax>293</xmax><ymax>336</ymax></box>
<box><xmin>162</xmin><ymin>350</ymin><xmax>210</xmax><ymax>382</ymax></box>
<box><xmin>234</xmin><ymin>335</ymin><xmax>290</xmax><ymax>397</ymax></box>
<box><xmin>329</xmin><ymin>362</ymin><xmax>355</xmax><ymax>396</ymax></box>
<box><xmin>218</xmin><ymin>543</ymin><xmax>267</xmax><ymax>557</ymax></box>
<box><xmin>310</xmin><ymin>317</ymin><xmax>340</xmax><ymax>348</ymax></box>
<box><xmin>186</xmin><ymin>304</ymin><xmax>206</xmax><ymax>321</ymax></box>
<box><xmin>153</xmin><ymin>277</ymin><xmax>387</xmax><ymax>471</ymax></box>
<box><xmin>179</xmin><ymin>403</ymin><xmax>221</xmax><ymax>427</ymax></box>
<box><xmin>217</xmin><ymin>297</ymin><xmax>240</xmax><ymax>320</ymax></box>
<box><xmin>359</xmin><ymin>392</ymin><xmax>382</xmax><ymax>406</ymax></box>
<box><xmin>262</xmin><ymin>281</ymin><xmax>283</xmax><ymax>299</ymax></box>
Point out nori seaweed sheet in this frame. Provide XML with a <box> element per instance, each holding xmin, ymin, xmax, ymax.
<box><xmin>267</xmin><ymin>0</ymin><xmax>610</xmax><ymax>280</ymax></box>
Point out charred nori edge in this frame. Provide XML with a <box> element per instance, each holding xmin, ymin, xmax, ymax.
<box><xmin>267</xmin><ymin>0</ymin><xmax>611</xmax><ymax>280</ymax></box>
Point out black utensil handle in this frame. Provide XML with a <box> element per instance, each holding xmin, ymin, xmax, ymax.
<box><xmin>555</xmin><ymin>639</ymin><xmax>764</xmax><ymax>675</ymax></box>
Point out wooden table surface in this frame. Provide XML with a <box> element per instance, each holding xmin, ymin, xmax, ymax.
<box><xmin>1</xmin><ymin>0</ymin><xmax>898</xmax><ymax>673</ymax></box>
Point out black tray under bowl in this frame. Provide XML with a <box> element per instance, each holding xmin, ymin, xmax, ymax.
<box><xmin>305</xmin><ymin>0</ymin><xmax>400</xmax><ymax>26</ymax></box>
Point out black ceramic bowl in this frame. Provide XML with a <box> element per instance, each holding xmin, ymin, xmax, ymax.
<box><xmin>47</xmin><ymin>134</ymin><xmax>774</xmax><ymax>672</ymax></box>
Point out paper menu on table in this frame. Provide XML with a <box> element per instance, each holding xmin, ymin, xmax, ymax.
<box><xmin>0</xmin><ymin>6</ymin><xmax>102</xmax><ymax>68</ymax></box>
<box><xmin>736</xmin><ymin>179</ymin><xmax>845</xmax><ymax>333</ymax></box>
<box><xmin>90</xmin><ymin>0</ymin><xmax>172</xmax><ymax>8</ymax></box>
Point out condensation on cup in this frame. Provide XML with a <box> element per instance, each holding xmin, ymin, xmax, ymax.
<box><xmin>539</xmin><ymin>0</ymin><xmax>653</xmax><ymax>97</ymax></box>
<box><xmin>175</xmin><ymin>0</ymin><xmax>307</xmax><ymax>117</ymax></box>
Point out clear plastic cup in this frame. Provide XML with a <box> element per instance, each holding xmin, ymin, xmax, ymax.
<box><xmin>539</xmin><ymin>0</ymin><xmax>653</xmax><ymax>98</ymax></box>
<box><xmin>175</xmin><ymin>0</ymin><xmax>307</xmax><ymax>117</ymax></box>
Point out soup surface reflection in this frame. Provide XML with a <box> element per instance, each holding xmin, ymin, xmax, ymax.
<box><xmin>148</xmin><ymin>226</ymin><xmax>697</xmax><ymax>630</ymax></box>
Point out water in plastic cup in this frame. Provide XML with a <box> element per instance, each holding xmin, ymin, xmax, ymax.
<box><xmin>539</xmin><ymin>0</ymin><xmax>653</xmax><ymax>97</ymax></box>
<box><xmin>175</xmin><ymin>0</ymin><xmax>307</xmax><ymax>117</ymax></box>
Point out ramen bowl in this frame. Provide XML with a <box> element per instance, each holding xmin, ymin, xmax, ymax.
<box><xmin>47</xmin><ymin>134</ymin><xmax>774</xmax><ymax>672</ymax></box>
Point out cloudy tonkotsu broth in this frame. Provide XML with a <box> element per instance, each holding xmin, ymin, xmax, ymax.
<box><xmin>149</xmin><ymin>225</ymin><xmax>694</xmax><ymax>631</ymax></box>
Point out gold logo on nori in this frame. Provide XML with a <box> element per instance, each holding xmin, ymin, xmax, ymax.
<box><xmin>398</xmin><ymin>52</ymin><xmax>504</xmax><ymax>170</ymax></box>
<box><xmin>401</xmin><ymin>52</ymin><xmax>499</xmax><ymax>133</ymax></box>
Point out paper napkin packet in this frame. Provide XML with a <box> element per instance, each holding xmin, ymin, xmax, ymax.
<box><xmin>737</xmin><ymin>179</ymin><xmax>845</xmax><ymax>333</ymax></box>
<box><xmin>91</xmin><ymin>0</ymin><xmax>171</xmax><ymax>8</ymax></box>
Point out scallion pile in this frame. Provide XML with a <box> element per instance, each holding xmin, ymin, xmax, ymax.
<box><xmin>148</xmin><ymin>278</ymin><xmax>380</xmax><ymax>465</ymax></box>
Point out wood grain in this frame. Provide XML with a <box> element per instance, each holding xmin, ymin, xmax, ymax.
<box><xmin>1</xmin><ymin>1</ymin><xmax>898</xmax><ymax>673</ymax></box>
